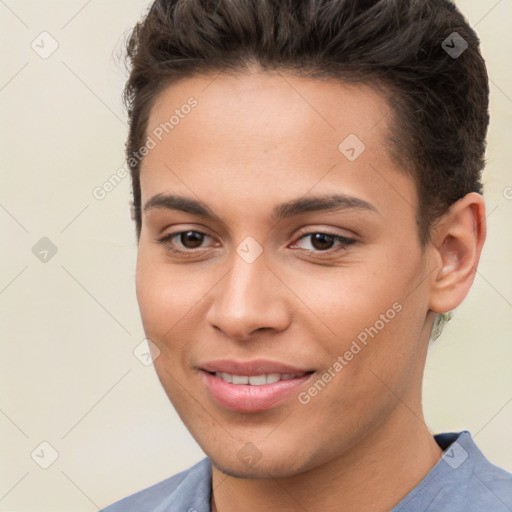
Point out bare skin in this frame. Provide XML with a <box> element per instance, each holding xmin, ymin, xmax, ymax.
<box><xmin>135</xmin><ymin>68</ymin><xmax>486</xmax><ymax>511</ymax></box>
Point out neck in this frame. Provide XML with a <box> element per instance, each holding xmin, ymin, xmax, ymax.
<box><xmin>211</xmin><ymin>402</ymin><xmax>442</xmax><ymax>512</ymax></box>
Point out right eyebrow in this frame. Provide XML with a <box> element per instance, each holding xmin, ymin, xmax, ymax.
<box><xmin>143</xmin><ymin>193</ymin><xmax>221</xmax><ymax>221</ymax></box>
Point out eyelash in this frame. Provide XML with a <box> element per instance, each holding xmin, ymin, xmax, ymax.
<box><xmin>157</xmin><ymin>230</ymin><xmax>356</xmax><ymax>257</ymax></box>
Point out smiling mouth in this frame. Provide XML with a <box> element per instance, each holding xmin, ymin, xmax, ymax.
<box><xmin>201</xmin><ymin>369</ymin><xmax>315</xmax><ymax>412</ymax></box>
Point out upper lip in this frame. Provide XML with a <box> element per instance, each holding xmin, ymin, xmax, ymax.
<box><xmin>199</xmin><ymin>359</ymin><xmax>312</xmax><ymax>376</ymax></box>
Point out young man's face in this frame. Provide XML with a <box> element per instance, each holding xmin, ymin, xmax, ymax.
<box><xmin>136</xmin><ymin>71</ymin><xmax>437</xmax><ymax>478</ymax></box>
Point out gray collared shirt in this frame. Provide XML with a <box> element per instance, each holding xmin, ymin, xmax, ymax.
<box><xmin>101</xmin><ymin>431</ymin><xmax>512</xmax><ymax>511</ymax></box>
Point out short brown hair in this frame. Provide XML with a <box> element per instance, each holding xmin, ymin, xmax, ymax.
<box><xmin>123</xmin><ymin>0</ymin><xmax>489</xmax><ymax>246</ymax></box>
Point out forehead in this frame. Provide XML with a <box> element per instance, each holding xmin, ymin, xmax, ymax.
<box><xmin>145</xmin><ymin>71</ymin><xmax>391</xmax><ymax>158</ymax></box>
<box><xmin>149</xmin><ymin>70</ymin><xmax>390</xmax><ymax>130</ymax></box>
<box><xmin>140</xmin><ymin>71</ymin><xmax>416</xmax><ymax>222</ymax></box>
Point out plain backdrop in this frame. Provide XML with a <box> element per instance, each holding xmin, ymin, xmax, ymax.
<box><xmin>1</xmin><ymin>0</ymin><xmax>511</xmax><ymax>510</ymax></box>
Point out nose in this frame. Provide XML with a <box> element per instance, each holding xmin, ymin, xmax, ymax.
<box><xmin>205</xmin><ymin>249</ymin><xmax>291</xmax><ymax>341</ymax></box>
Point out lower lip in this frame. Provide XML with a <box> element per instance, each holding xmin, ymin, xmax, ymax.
<box><xmin>201</xmin><ymin>371</ymin><xmax>313</xmax><ymax>413</ymax></box>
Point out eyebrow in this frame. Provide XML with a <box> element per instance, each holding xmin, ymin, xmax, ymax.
<box><xmin>142</xmin><ymin>192</ymin><xmax>379</xmax><ymax>220</ymax></box>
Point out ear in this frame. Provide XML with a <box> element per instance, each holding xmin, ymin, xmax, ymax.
<box><xmin>428</xmin><ymin>192</ymin><xmax>486</xmax><ymax>314</ymax></box>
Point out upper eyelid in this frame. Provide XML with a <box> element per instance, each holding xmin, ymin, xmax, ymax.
<box><xmin>294</xmin><ymin>228</ymin><xmax>354</xmax><ymax>239</ymax></box>
<box><xmin>161</xmin><ymin>223</ymin><xmax>354</xmax><ymax>239</ymax></box>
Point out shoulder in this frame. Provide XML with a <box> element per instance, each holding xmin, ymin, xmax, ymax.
<box><xmin>461</xmin><ymin>434</ymin><xmax>512</xmax><ymax>511</ymax></box>
<box><xmin>394</xmin><ymin>431</ymin><xmax>512</xmax><ymax>512</ymax></box>
<box><xmin>100</xmin><ymin>457</ymin><xmax>212</xmax><ymax>512</ymax></box>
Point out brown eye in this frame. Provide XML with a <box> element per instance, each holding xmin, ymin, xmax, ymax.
<box><xmin>293</xmin><ymin>232</ymin><xmax>356</xmax><ymax>253</ymax></box>
<box><xmin>158</xmin><ymin>230</ymin><xmax>215</xmax><ymax>253</ymax></box>
<box><xmin>310</xmin><ymin>233</ymin><xmax>335</xmax><ymax>250</ymax></box>
<box><xmin>179</xmin><ymin>231</ymin><xmax>205</xmax><ymax>248</ymax></box>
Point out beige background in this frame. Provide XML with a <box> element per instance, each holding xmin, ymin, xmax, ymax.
<box><xmin>1</xmin><ymin>1</ymin><xmax>511</xmax><ymax>510</ymax></box>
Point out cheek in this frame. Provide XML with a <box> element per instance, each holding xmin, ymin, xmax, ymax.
<box><xmin>317</xmin><ymin>287</ymin><xmax>424</xmax><ymax>413</ymax></box>
<box><xmin>287</xmin><ymin>264</ymin><xmax>400</xmax><ymax>343</ymax></box>
<box><xmin>287</xmin><ymin>254</ymin><xmax>424</xmax><ymax>385</ymax></box>
<box><xmin>135</xmin><ymin>248</ymin><xmax>203</xmax><ymax>346</ymax></box>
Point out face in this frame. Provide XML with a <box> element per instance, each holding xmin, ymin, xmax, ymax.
<box><xmin>136</xmin><ymin>70</ymin><xmax>436</xmax><ymax>478</ymax></box>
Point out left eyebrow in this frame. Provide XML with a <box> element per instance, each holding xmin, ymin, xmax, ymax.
<box><xmin>142</xmin><ymin>192</ymin><xmax>379</xmax><ymax>220</ymax></box>
<box><xmin>272</xmin><ymin>194</ymin><xmax>380</xmax><ymax>219</ymax></box>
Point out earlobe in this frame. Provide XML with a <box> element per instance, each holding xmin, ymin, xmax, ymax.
<box><xmin>429</xmin><ymin>192</ymin><xmax>486</xmax><ymax>314</ymax></box>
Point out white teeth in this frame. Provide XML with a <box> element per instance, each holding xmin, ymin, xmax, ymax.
<box><xmin>221</xmin><ymin>372</ymin><xmax>232</xmax><ymax>383</ymax></box>
<box><xmin>232</xmin><ymin>375</ymin><xmax>249</xmax><ymax>385</ymax></box>
<box><xmin>214</xmin><ymin>372</ymin><xmax>305</xmax><ymax>385</ymax></box>
<box><xmin>248</xmin><ymin>375</ymin><xmax>267</xmax><ymax>385</ymax></box>
<box><xmin>266</xmin><ymin>373</ymin><xmax>281</xmax><ymax>384</ymax></box>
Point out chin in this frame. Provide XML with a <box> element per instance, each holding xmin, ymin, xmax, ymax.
<box><xmin>208</xmin><ymin>446</ymin><xmax>316</xmax><ymax>480</ymax></box>
<box><xmin>211</xmin><ymin>461</ymin><xmax>271</xmax><ymax>479</ymax></box>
